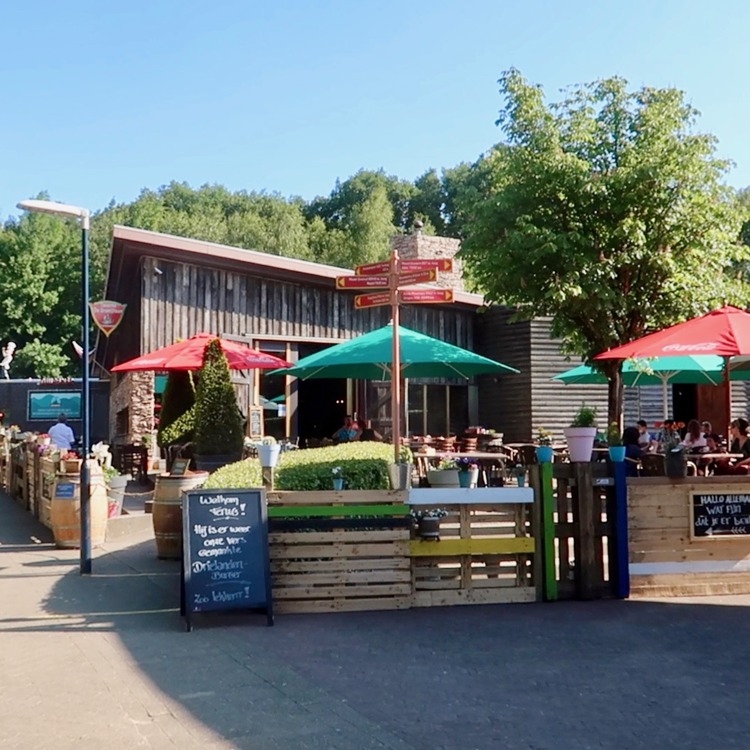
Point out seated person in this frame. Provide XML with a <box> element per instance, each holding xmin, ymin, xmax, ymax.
<box><xmin>636</xmin><ymin>420</ymin><xmax>654</xmax><ymax>451</ymax></box>
<box><xmin>332</xmin><ymin>415</ymin><xmax>360</xmax><ymax>443</ymax></box>
<box><xmin>358</xmin><ymin>419</ymin><xmax>383</xmax><ymax>442</ymax></box>
<box><xmin>622</xmin><ymin>426</ymin><xmax>642</xmax><ymax>477</ymax></box>
<box><xmin>714</xmin><ymin>418</ymin><xmax>750</xmax><ymax>474</ymax></box>
<box><xmin>680</xmin><ymin>419</ymin><xmax>707</xmax><ymax>453</ymax></box>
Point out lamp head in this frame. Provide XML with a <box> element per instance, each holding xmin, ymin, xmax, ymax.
<box><xmin>17</xmin><ymin>199</ymin><xmax>90</xmax><ymax>229</ymax></box>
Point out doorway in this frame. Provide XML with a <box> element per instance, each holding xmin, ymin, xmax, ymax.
<box><xmin>672</xmin><ymin>384</ymin><xmax>697</xmax><ymax>426</ymax></box>
<box><xmin>297</xmin><ymin>378</ymin><xmax>347</xmax><ymax>445</ymax></box>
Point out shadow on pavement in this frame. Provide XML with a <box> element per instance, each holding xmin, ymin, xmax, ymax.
<box><xmin>5</xmin><ymin>488</ymin><xmax>750</xmax><ymax>750</ymax></box>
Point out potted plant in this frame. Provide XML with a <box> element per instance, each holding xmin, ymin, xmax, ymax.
<box><xmin>607</xmin><ymin>422</ymin><xmax>626</xmax><ymax>462</ymax></box>
<box><xmin>388</xmin><ymin>445</ymin><xmax>413</xmax><ymax>490</ymax></box>
<box><xmin>332</xmin><ymin>465</ymin><xmax>345</xmax><ymax>491</ymax></box>
<box><xmin>535</xmin><ymin>427</ymin><xmax>554</xmax><ymax>463</ymax></box>
<box><xmin>427</xmin><ymin>457</ymin><xmax>460</xmax><ymax>488</ymax></box>
<box><xmin>258</xmin><ymin>436</ymin><xmax>281</xmax><ymax>468</ymax></box>
<box><xmin>193</xmin><ymin>339</ymin><xmax>245</xmax><ymax>472</ymax></box>
<box><xmin>564</xmin><ymin>403</ymin><xmax>598</xmax><ymax>462</ymax></box>
<box><xmin>456</xmin><ymin>456</ymin><xmax>480</xmax><ymax>488</ymax></box>
<box><xmin>410</xmin><ymin>507</ymin><xmax>448</xmax><ymax>540</ymax></box>
<box><xmin>513</xmin><ymin>463</ymin><xmax>527</xmax><ymax>487</ymax></box>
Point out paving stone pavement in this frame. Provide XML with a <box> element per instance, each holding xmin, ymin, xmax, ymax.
<box><xmin>2</xmin><ymin>489</ymin><xmax>750</xmax><ymax>750</ymax></box>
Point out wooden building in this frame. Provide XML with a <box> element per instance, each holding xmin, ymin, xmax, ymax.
<box><xmin>99</xmin><ymin>226</ymin><xmax>746</xmax><ymax>446</ymax></box>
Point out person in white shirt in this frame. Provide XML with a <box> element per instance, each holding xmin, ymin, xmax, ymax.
<box><xmin>680</xmin><ymin>419</ymin><xmax>707</xmax><ymax>452</ymax></box>
<box><xmin>48</xmin><ymin>414</ymin><xmax>75</xmax><ymax>450</ymax></box>
<box><xmin>636</xmin><ymin>420</ymin><xmax>654</xmax><ymax>451</ymax></box>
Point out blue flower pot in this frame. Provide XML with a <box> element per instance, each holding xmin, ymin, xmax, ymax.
<box><xmin>458</xmin><ymin>468</ymin><xmax>479</xmax><ymax>488</ymax></box>
<box><xmin>608</xmin><ymin>446</ymin><xmax>626</xmax><ymax>462</ymax></box>
<box><xmin>332</xmin><ymin>477</ymin><xmax>345</xmax><ymax>491</ymax></box>
<box><xmin>535</xmin><ymin>445</ymin><xmax>554</xmax><ymax>463</ymax></box>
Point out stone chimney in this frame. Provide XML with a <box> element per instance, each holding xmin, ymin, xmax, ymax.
<box><xmin>391</xmin><ymin>227</ymin><xmax>464</xmax><ymax>292</ymax></box>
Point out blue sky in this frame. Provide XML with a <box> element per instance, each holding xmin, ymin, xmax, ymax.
<box><xmin>3</xmin><ymin>0</ymin><xmax>748</xmax><ymax>218</ymax></box>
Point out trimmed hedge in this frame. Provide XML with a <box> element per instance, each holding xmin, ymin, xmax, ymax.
<box><xmin>202</xmin><ymin>443</ymin><xmax>394</xmax><ymax>491</ymax></box>
<box><xmin>203</xmin><ymin>458</ymin><xmax>263</xmax><ymax>490</ymax></box>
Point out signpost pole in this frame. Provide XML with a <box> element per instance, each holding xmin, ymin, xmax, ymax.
<box><xmin>390</xmin><ymin>249</ymin><xmax>401</xmax><ymax>463</ymax></box>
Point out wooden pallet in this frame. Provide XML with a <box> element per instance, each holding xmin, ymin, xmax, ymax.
<box><xmin>267</xmin><ymin>490</ymin><xmax>412</xmax><ymax>614</ymax></box>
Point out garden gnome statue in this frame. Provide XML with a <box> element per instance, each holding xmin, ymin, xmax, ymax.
<box><xmin>1</xmin><ymin>342</ymin><xmax>16</xmax><ymax>379</ymax></box>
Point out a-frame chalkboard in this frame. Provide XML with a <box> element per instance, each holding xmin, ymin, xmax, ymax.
<box><xmin>181</xmin><ymin>488</ymin><xmax>273</xmax><ymax>630</ymax></box>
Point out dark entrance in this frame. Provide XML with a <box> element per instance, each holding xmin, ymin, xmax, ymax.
<box><xmin>295</xmin><ymin>342</ymin><xmax>348</xmax><ymax>446</ymax></box>
<box><xmin>672</xmin><ymin>383</ymin><xmax>697</xmax><ymax>425</ymax></box>
<box><xmin>297</xmin><ymin>378</ymin><xmax>347</xmax><ymax>446</ymax></box>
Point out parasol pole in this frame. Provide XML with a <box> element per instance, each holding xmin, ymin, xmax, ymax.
<box><xmin>390</xmin><ymin>249</ymin><xmax>401</xmax><ymax>463</ymax></box>
<box><xmin>724</xmin><ymin>356</ymin><xmax>732</xmax><ymax>438</ymax></box>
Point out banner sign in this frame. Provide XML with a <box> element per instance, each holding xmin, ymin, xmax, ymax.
<box><xmin>89</xmin><ymin>300</ymin><xmax>127</xmax><ymax>337</ymax></box>
<box><xmin>336</xmin><ymin>275</ymin><xmax>390</xmax><ymax>290</ymax></box>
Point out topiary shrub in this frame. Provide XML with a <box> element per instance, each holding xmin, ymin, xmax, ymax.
<box><xmin>157</xmin><ymin>371</ymin><xmax>195</xmax><ymax>448</ymax></box>
<box><xmin>193</xmin><ymin>339</ymin><xmax>244</xmax><ymax>456</ymax></box>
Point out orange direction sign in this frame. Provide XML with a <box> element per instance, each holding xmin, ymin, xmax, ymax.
<box><xmin>354</xmin><ymin>260</ymin><xmax>391</xmax><ymax>276</ymax></box>
<box><xmin>398</xmin><ymin>268</ymin><xmax>437</xmax><ymax>286</ymax></box>
<box><xmin>336</xmin><ymin>275</ymin><xmax>390</xmax><ymax>290</ymax></box>
<box><xmin>354</xmin><ymin>292</ymin><xmax>392</xmax><ymax>309</ymax></box>
<box><xmin>401</xmin><ymin>258</ymin><xmax>453</xmax><ymax>273</ymax></box>
<box><xmin>400</xmin><ymin>289</ymin><xmax>454</xmax><ymax>304</ymax></box>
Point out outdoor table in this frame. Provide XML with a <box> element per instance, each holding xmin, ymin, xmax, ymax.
<box><xmin>414</xmin><ymin>450</ymin><xmax>511</xmax><ymax>485</ymax></box>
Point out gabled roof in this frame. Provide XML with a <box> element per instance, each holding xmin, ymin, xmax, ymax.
<box><xmin>107</xmin><ymin>226</ymin><xmax>485</xmax><ymax>307</ymax></box>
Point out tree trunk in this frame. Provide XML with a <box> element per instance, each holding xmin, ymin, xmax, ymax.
<box><xmin>598</xmin><ymin>360</ymin><xmax>624</xmax><ymax>428</ymax></box>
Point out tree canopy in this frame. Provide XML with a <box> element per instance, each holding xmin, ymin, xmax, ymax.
<box><xmin>458</xmin><ymin>68</ymin><xmax>749</xmax><ymax>421</ymax></box>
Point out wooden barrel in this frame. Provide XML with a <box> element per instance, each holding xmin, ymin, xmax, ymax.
<box><xmin>50</xmin><ymin>461</ymin><xmax>108</xmax><ymax>549</ymax></box>
<box><xmin>152</xmin><ymin>473</ymin><xmax>208</xmax><ymax>559</ymax></box>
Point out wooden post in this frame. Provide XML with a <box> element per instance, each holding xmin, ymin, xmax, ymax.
<box><xmin>390</xmin><ymin>249</ymin><xmax>401</xmax><ymax>463</ymax></box>
<box><xmin>573</xmin><ymin>462</ymin><xmax>596</xmax><ymax>600</ymax></box>
<box><xmin>538</xmin><ymin>462</ymin><xmax>557</xmax><ymax>601</ymax></box>
<box><xmin>262</xmin><ymin>466</ymin><xmax>274</xmax><ymax>492</ymax></box>
<box><xmin>612</xmin><ymin>461</ymin><xmax>630</xmax><ymax>598</ymax></box>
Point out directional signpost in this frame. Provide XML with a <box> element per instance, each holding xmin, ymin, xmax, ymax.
<box><xmin>336</xmin><ymin>251</ymin><xmax>455</xmax><ymax>461</ymax></box>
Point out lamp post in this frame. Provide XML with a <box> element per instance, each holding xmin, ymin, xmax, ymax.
<box><xmin>17</xmin><ymin>199</ymin><xmax>92</xmax><ymax>575</ymax></box>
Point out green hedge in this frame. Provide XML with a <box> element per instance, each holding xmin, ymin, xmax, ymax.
<box><xmin>202</xmin><ymin>443</ymin><xmax>394</xmax><ymax>491</ymax></box>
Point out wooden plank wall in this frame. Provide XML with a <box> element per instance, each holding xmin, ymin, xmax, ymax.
<box><xmin>628</xmin><ymin>477</ymin><xmax>750</xmax><ymax>596</ymax></box>
<box><xmin>476</xmin><ymin>307</ymin><xmax>532</xmax><ymax>443</ymax></box>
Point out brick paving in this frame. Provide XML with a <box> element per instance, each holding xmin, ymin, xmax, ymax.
<box><xmin>2</xmin><ymin>489</ymin><xmax>749</xmax><ymax>749</ymax></box>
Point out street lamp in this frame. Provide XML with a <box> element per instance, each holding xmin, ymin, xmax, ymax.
<box><xmin>17</xmin><ymin>199</ymin><xmax>92</xmax><ymax>575</ymax></box>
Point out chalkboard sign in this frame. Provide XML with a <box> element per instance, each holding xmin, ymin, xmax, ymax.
<box><xmin>181</xmin><ymin>489</ymin><xmax>273</xmax><ymax>630</ymax></box>
<box><xmin>692</xmin><ymin>492</ymin><xmax>750</xmax><ymax>538</ymax></box>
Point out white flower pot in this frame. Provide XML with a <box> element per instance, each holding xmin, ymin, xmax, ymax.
<box><xmin>563</xmin><ymin>427</ymin><xmax>597</xmax><ymax>462</ymax></box>
<box><xmin>258</xmin><ymin>444</ymin><xmax>281</xmax><ymax>468</ymax></box>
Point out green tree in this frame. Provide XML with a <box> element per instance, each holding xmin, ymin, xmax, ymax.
<box><xmin>459</xmin><ymin>69</ymin><xmax>748</xmax><ymax>422</ymax></box>
<box><xmin>0</xmin><ymin>207</ymin><xmax>84</xmax><ymax>377</ymax></box>
<box><xmin>193</xmin><ymin>340</ymin><xmax>244</xmax><ymax>457</ymax></box>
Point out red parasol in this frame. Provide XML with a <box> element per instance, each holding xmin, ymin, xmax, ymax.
<box><xmin>111</xmin><ymin>333</ymin><xmax>291</xmax><ymax>372</ymax></box>
<box><xmin>595</xmin><ymin>306</ymin><xmax>750</xmax><ymax>426</ymax></box>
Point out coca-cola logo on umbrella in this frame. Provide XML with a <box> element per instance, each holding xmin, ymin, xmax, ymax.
<box><xmin>89</xmin><ymin>300</ymin><xmax>127</xmax><ymax>337</ymax></box>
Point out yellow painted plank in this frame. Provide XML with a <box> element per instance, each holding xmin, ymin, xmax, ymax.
<box><xmin>271</xmin><ymin>558</ymin><xmax>411</xmax><ymax>573</ymax></box>
<box><xmin>409</xmin><ymin>537</ymin><xmax>535</xmax><ymax>557</ymax></box>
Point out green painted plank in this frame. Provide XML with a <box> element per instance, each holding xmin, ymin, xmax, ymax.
<box><xmin>540</xmin><ymin>462</ymin><xmax>557</xmax><ymax>601</ymax></box>
<box><xmin>268</xmin><ymin>504</ymin><xmax>410</xmax><ymax>519</ymax></box>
